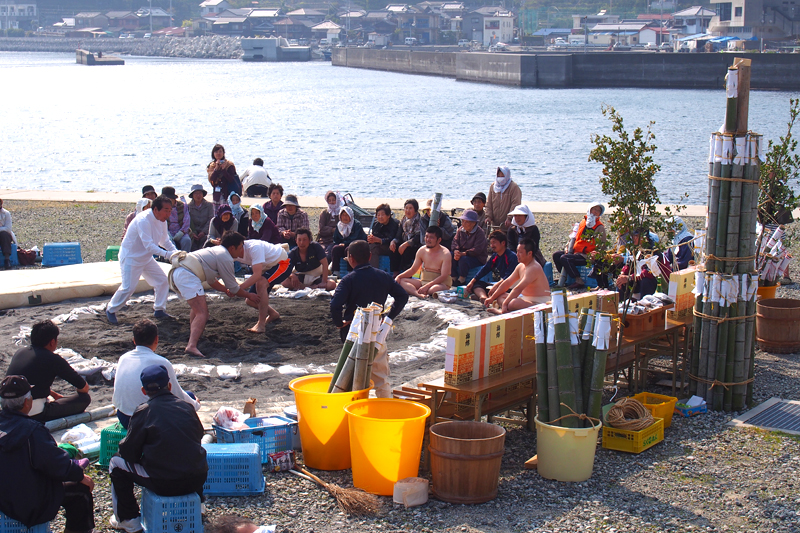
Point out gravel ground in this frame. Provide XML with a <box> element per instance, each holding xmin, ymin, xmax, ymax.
<box><xmin>4</xmin><ymin>200</ymin><xmax>800</xmax><ymax>533</ymax></box>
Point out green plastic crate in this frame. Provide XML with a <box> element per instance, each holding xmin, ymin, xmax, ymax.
<box><xmin>106</xmin><ymin>246</ymin><xmax>121</xmax><ymax>261</ymax></box>
<box><xmin>98</xmin><ymin>422</ymin><xmax>127</xmax><ymax>468</ymax></box>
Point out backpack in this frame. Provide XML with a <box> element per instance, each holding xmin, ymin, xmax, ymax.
<box><xmin>230</xmin><ymin>172</ymin><xmax>242</xmax><ymax>196</ymax></box>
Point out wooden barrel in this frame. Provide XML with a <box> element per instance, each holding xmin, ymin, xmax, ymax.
<box><xmin>756</xmin><ymin>298</ymin><xmax>800</xmax><ymax>354</ymax></box>
<box><xmin>429</xmin><ymin>421</ymin><xmax>505</xmax><ymax>504</ymax></box>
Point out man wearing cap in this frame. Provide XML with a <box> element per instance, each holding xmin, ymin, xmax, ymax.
<box><xmin>470</xmin><ymin>192</ymin><xmax>489</xmax><ymax>236</ymax></box>
<box><xmin>109</xmin><ymin>365</ymin><xmax>207</xmax><ymax>533</ymax></box>
<box><xmin>0</xmin><ymin>375</ymin><xmax>95</xmax><ymax>533</ymax></box>
<box><xmin>276</xmin><ymin>194</ymin><xmax>309</xmax><ymax>249</ymax></box>
<box><xmin>240</xmin><ymin>157</ymin><xmax>272</xmax><ymax>197</ymax></box>
<box><xmin>107</xmin><ymin>194</ymin><xmax>181</xmax><ymax>325</ymax></box>
<box><xmin>113</xmin><ymin>319</ymin><xmax>200</xmax><ymax>429</ymax></box>
<box><xmin>7</xmin><ymin>320</ymin><xmax>91</xmax><ymax>422</ymax></box>
<box><xmin>142</xmin><ymin>185</ymin><xmax>157</xmax><ymax>202</ymax></box>
<box><xmin>188</xmin><ymin>184</ymin><xmax>215</xmax><ymax>251</ymax></box>
<box><xmin>485</xmin><ymin>166</ymin><xmax>522</xmax><ymax>231</ymax></box>
<box><xmin>163</xmin><ymin>186</ymin><xmax>192</xmax><ymax>253</ymax></box>
<box><xmin>450</xmin><ymin>209</ymin><xmax>488</xmax><ymax>286</ymax></box>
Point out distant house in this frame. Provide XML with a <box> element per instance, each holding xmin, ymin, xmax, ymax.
<box><xmin>191</xmin><ymin>17</ymin><xmax>214</xmax><ymax>34</ymax></box>
<box><xmin>0</xmin><ymin>2</ymin><xmax>38</xmax><ymax>30</ymax></box>
<box><xmin>463</xmin><ymin>6</ymin><xmax>514</xmax><ymax>46</ymax></box>
<box><xmin>312</xmin><ymin>20</ymin><xmax>343</xmax><ymax>42</ymax></box>
<box><xmin>572</xmin><ymin>11</ymin><xmax>620</xmax><ymax>30</ymax></box>
<box><xmin>136</xmin><ymin>7</ymin><xmax>172</xmax><ymax>29</ymax></box>
<box><xmin>199</xmin><ymin>0</ymin><xmax>230</xmax><ymax>17</ymax></box>
<box><xmin>272</xmin><ymin>17</ymin><xmax>312</xmax><ymax>40</ymax></box>
<box><xmin>530</xmin><ymin>27</ymin><xmax>572</xmax><ymax>46</ymax></box>
<box><xmin>386</xmin><ymin>4</ymin><xmax>441</xmax><ymax>44</ymax></box>
<box><xmin>287</xmin><ymin>8</ymin><xmax>326</xmax><ymax>24</ymax></box>
<box><xmin>75</xmin><ymin>12</ymin><xmax>109</xmax><ymax>29</ymax></box>
<box><xmin>106</xmin><ymin>11</ymin><xmax>140</xmax><ymax>31</ymax></box>
<box><xmin>248</xmin><ymin>9</ymin><xmax>281</xmax><ymax>34</ymax></box>
<box><xmin>589</xmin><ymin>21</ymin><xmax>649</xmax><ymax>45</ymax></box>
<box><xmin>674</xmin><ymin>5</ymin><xmax>715</xmax><ymax>36</ymax></box>
<box><xmin>362</xmin><ymin>10</ymin><xmax>397</xmax><ymax>35</ymax></box>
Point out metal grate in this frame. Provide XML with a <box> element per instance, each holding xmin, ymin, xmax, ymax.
<box><xmin>729</xmin><ymin>398</ymin><xmax>800</xmax><ymax>435</ymax></box>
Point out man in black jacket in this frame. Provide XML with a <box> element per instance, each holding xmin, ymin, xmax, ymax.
<box><xmin>109</xmin><ymin>365</ymin><xmax>207</xmax><ymax>533</ymax></box>
<box><xmin>0</xmin><ymin>375</ymin><xmax>95</xmax><ymax>533</ymax></box>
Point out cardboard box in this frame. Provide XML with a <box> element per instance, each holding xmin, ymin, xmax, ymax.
<box><xmin>445</xmin><ymin>318</ymin><xmax>505</xmax><ymax>386</ymax></box>
<box><xmin>668</xmin><ymin>266</ymin><xmax>696</xmax><ymax>301</ymax></box>
<box><xmin>596</xmin><ymin>289</ymin><xmax>619</xmax><ymax>314</ymax></box>
<box><xmin>567</xmin><ymin>292</ymin><xmax>597</xmax><ymax>314</ymax></box>
<box><xmin>502</xmin><ymin>312</ymin><xmax>524</xmax><ymax>371</ymax></box>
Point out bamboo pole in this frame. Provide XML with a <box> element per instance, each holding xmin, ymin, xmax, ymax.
<box><xmin>329</xmin><ymin>310</ymin><xmax>363</xmax><ymax>393</ymax></box>
<box><xmin>352</xmin><ymin>308</ymin><xmax>372</xmax><ymax>392</ymax></box>
<box><xmin>704</xmin><ymin>274</ymin><xmax>721</xmax><ymax>405</ymax></box>
<box><xmin>586</xmin><ymin>313</ymin><xmax>611</xmax><ymax>422</ymax></box>
<box><xmin>569</xmin><ymin>312</ymin><xmax>583</xmax><ymax>419</ymax></box>
<box><xmin>534</xmin><ymin>311</ymin><xmax>549</xmax><ymax>423</ymax></box>
<box><xmin>689</xmin><ymin>270</ymin><xmax>704</xmax><ymax>397</ymax></box>
<box><xmin>552</xmin><ymin>290</ymin><xmax>578</xmax><ymax>428</ymax></box>
<box><xmin>579</xmin><ymin>309</ymin><xmax>595</xmax><ymax>414</ymax></box>
<box><xmin>546</xmin><ymin>312</ymin><xmax>560</xmax><ymax>422</ymax></box>
<box><xmin>429</xmin><ymin>192</ymin><xmax>443</xmax><ymax>227</ymax></box>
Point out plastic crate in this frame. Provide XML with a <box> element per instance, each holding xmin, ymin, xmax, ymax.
<box><xmin>106</xmin><ymin>246</ymin><xmax>120</xmax><ymax>261</ymax></box>
<box><xmin>631</xmin><ymin>392</ymin><xmax>678</xmax><ymax>428</ymax></box>
<box><xmin>0</xmin><ymin>512</ymin><xmax>50</xmax><ymax>533</ymax></box>
<box><xmin>544</xmin><ymin>261</ymin><xmax>554</xmax><ymax>286</ymax></box>
<box><xmin>214</xmin><ymin>415</ymin><xmax>296</xmax><ymax>464</ymax></box>
<box><xmin>602</xmin><ymin>417</ymin><xmax>664</xmax><ymax>454</ymax></box>
<box><xmin>202</xmin><ymin>443</ymin><xmax>265</xmax><ymax>496</ymax></box>
<box><xmin>466</xmin><ymin>266</ymin><xmax>492</xmax><ymax>284</ymax></box>
<box><xmin>7</xmin><ymin>243</ymin><xmax>19</xmax><ymax>266</ymax></box>
<box><xmin>98</xmin><ymin>422</ymin><xmax>127</xmax><ymax>468</ymax></box>
<box><xmin>563</xmin><ymin>264</ymin><xmax>598</xmax><ymax>289</ymax></box>
<box><xmin>141</xmin><ymin>487</ymin><xmax>202</xmax><ymax>533</ymax></box>
<box><xmin>42</xmin><ymin>242</ymin><xmax>82</xmax><ymax>267</ymax></box>
<box><xmin>378</xmin><ymin>254</ymin><xmax>391</xmax><ymax>273</ymax></box>
<box><xmin>338</xmin><ymin>258</ymin><xmax>349</xmax><ymax>274</ymax></box>
<box><xmin>674</xmin><ymin>400</ymin><xmax>708</xmax><ymax>418</ymax></box>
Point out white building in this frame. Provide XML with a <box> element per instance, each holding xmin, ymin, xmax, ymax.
<box><xmin>482</xmin><ymin>12</ymin><xmax>514</xmax><ymax>46</ymax></box>
<box><xmin>0</xmin><ymin>2</ymin><xmax>38</xmax><ymax>30</ymax></box>
<box><xmin>672</xmin><ymin>6</ymin><xmax>715</xmax><ymax>36</ymax></box>
<box><xmin>199</xmin><ymin>0</ymin><xmax>230</xmax><ymax>17</ymax></box>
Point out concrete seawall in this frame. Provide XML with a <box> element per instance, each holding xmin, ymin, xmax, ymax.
<box><xmin>333</xmin><ymin>48</ymin><xmax>800</xmax><ymax>90</ymax></box>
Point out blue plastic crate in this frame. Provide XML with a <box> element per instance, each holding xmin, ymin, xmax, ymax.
<box><xmin>42</xmin><ymin>242</ymin><xmax>82</xmax><ymax>267</ymax></box>
<box><xmin>378</xmin><ymin>254</ymin><xmax>391</xmax><ymax>273</ymax></box>
<box><xmin>544</xmin><ymin>261</ymin><xmax>555</xmax><ymax>287</ymax></box>
<box><xmin>7</xmin><ymin>243</ymin><xmax>19</xmax><ymax>266</ymax></box>
<box><xmin>213</xmin><ymin>415</ymin><xmax>296</xmax><ymax>464</ymax></box>
<box><xmin>0</xmin><ymin>512</ymin><xmax>50</xmax><ymax>533</ymax></box>
<box><xmin>466</xmin><ymin>266</ymin><xmax>493</xmax><ymax>284</ymax></box>
<box><xmin>141</xmin><ymin>487</ymin><xmax>202</xmax><ymax>533</ymax></box>
<box><xmin>202</xmin><ymin>443</ymin><xmax>265</xmax><ymax>496</ymax></box>
<box><xmin>563</xmin><ymin>264</ymin><xmax>598</xmax><ymax>289</ymax></box>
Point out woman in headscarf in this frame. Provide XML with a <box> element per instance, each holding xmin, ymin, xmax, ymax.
<box><xmin>485</xmin><ymin>166</ymin><xmax>522</xmax><ymax>230</ymax></box>
<box><xmin>205</xmin><ymin>204</ymin><xmax>238</xmax><ymax>247</ymax></box>
<box><xmin>122</xmin><ymin>198</ymin><xmax>151</xmax><ymax>239</ymax></box>
<box><xmin>661</xmin><ymin>216</ymin><xmax>694</xmax><ymax>271</ymax></box>
<box><xmin>228</xmin><ymin>191</ymin><xmax>249</xmax><ymax>237</ymax></box>
<box><xmin>553</xmin><ymin>201</ymin><xmax>607</xmax><ymax>290</ymax></box>
<box><xmin>247</xmin><ymin>204</ymin><xmax>282</xmax><ymax>244</ymax></box>
<box><xmin>391</xmin><ymin>199</ymin><xmax>422</xmax><ymax>273</ymax></box>
<box><xmin>506</xmin><ymin>204</ymin><xmax>544</xmax><ymax>265</ymax></box>
<box><xmin>330</xmin><ymin>206</ymin><xmax>367</xmax><ymax>276</ymax></box>
<box><xmin>317</xmin><ymin>190</ymin><xmax>341</xmax><ymax>254</ymax></box>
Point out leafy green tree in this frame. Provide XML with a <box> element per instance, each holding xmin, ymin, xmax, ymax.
<box><xmin>759</xmin><ymin>98</ymin><xmax>800</xmax><ymax>227</ymax></box>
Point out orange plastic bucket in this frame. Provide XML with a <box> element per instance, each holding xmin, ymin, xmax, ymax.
<box><xmin>288</xmin><ymin>374</ymin><xmax>371</xmax><ymax>470</ymax></box>
<box><xmin>344</xmin><ymin>399</ymin><xmax>430</xmax><ymax>496</ymax></box>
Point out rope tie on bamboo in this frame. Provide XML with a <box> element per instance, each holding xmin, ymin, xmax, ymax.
<box><xmin>605</xmin><ymin>397</ymin><xmax>654</xmax><ymax>431</ymax></box>
<box><xmin>692</xmin><ymin>308</ymin><xmax>756</xmax><ymax>322</ymax></box>
<box><xmin>688</xmin><ymin>373</ymin><xmax>755</xmax><ymax>391</ymax></box>
<box><xmin>549</xmin><ymin>403</ymin><xmax>601</xmax><ymax>428</ymax></box>
<box><xmin>707</xmin><ymin>174</ymin><xmax>760</xmax><ymax>184</ymax></box>
<box><xmin>705</xmin><ymin>254</ymin><xmax>756</xmax><ymax>262</ymax></box>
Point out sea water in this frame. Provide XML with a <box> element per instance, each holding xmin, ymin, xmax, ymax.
<box><xmin>0</xmin><ymin>51</ymin><xmax>796</xmax><ymax>204</ymax></box>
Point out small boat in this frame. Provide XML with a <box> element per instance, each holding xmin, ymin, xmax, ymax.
<box><xmin>76</xmin><ymin>49</ymin><xmax>124</xmax><ymax>65</ymax></box>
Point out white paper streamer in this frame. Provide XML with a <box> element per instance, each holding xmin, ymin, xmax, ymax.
<box><xmin>733</xmin><ymin>136</ymin><xmax>747</xmax><ymax>166</ymax></box>
<box><xmin>721</xmin><ymin>136</ymin><xmax>734</xmax><ymax>165</ymax></box>
<box><xmin>714</xmin><ymin>133</ymin><xmax>724</xmax><ymax>164</ymax></box>
<box><xmin>533</xmin><ymin>311</ymin><xmax>545</xmax><ymax>343</ymax></box>
<box><xmin>593</xmin><ymin>314</ymin><xmax>611</xmax><ymax>351</ymax></box>
<box><xmin>552</xmin><ymin>290</ymin><xmax>566</xmax><ymax>324</ymax></box>
<box><xmin>569</xmin><ymin>313</ymin><xmax>579</xmax><ymax>346</ymax></box>
<box><xmin>693</xmin><ymin>270</ymin><xmax>705</xmax><ymax>297</ymax></box>
<box><xmin>546</xmin><ymin>313</ymin><xmax>555</xmax><ymax>344</ymax></box>
<box><xmin>725</xmin><ymin>68</ymin><xmax>738</xmax><ymax>98</ymax></box>
<box><xmin>581</xmin><ymin>309</ymin><xmax>596</xmax><ymax>340</ymax></box>
<box><xmin>346</xmin><ymin>308</ymin><xmax>364</xmax><ymax>343</ymax></box>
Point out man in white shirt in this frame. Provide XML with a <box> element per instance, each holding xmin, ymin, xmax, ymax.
<box><xmin>237</xmin><ymin>239</ymin><xmax>291</xmax><ymax>333</ymax></box>
<box><xmin>240</xmin><ymin>158</ymin><xmax>272</xmax><ymax>198</ymax></box>
<box><xmin>112</xmin><ymin>319</ymin><xmax>200</xmax><ymax>428</ymax></box>
<box><xmin>107</xmin><ymin>195</ymin><xmax>180</xmax><ymax>325</ymax></box>
<box><xmin>169</xmin><ymin>231</ymin><xmax>259</xmax><ymax>357</ymax></box>
<box><xmin>0</xmin><ymin>198</ymin><xmax>17</xmax><ymax>270</ymax></box>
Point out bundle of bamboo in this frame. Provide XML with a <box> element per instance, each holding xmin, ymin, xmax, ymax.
<box><xmin>535</xmin><ymin>289</ymin><xmax>612</xmax><ymax>427</ymax></box>
<box><xmin>690</xmin><ymin>59</ymin><xmax>762</xmax><ymax>411</ymax></box>
<box><xmin>329</xmin><ymin>303</ymin><xmax>391</xmax><ymax>393</ymax></box>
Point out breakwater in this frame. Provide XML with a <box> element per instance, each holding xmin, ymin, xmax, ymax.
<box><xmin>0</xmin><ymin>35</ymin><xmax>242</xmax><ymax>59</ymax></box>
<box><xmin>333</xmin><ymin>48</ymin><xmax>800</xmax><ymax>90</ymax></box>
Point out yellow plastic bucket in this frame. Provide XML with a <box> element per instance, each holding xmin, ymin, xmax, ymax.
<box><xmin>535</xmin><ymin>415</ymin><xmax>602</xmax><ymax>482</ymax></box>
<box><xmin>288</xmin><ymin>374</ymin><xmax>372</xmax><ymax>471</ymax></box>
<box><xmin>344</xmin><ymin>399</ymin><xmax>431</xmax><ymax>496</ymax></box>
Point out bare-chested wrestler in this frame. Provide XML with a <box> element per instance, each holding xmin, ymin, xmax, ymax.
<box><xmin>484</xmin><ymin>239</ymin><xmax>550</xmax><ymax>315</ymax></box>
<box><xmin>396</xmin><ymin>226</ymin><xmax>452</xmax><ymax>299</ymax></box>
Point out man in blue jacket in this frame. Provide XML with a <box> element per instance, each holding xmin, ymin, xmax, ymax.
<box><xmin>0</xmin><ymin>375</ymin><xmax>95</xmax><ymax>533</ymax></box>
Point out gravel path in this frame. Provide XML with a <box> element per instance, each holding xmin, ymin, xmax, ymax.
<box><xmin>4</xmin><ymin>200</ymin><xmax>799</xmax><ymax>533</ymax></box>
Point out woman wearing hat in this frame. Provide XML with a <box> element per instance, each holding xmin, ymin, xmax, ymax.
<box><xmin>187</xmin><ymin>184</ymin><xmax>214</xmax><ymax>251</ymax></box>
<box><xmin>205</xmin><ymin>204</ymin><xmax>238</xmax><ymax>247</ymax></box>
<box><xmin>450</xmin><ymin>209</ymin><xmax>488</xmax><ymax>286</ymax></box>
<box><xmin>276</xmin><ymin>194</ymin><xmax>309</xmax><ymax>249</ymax></box>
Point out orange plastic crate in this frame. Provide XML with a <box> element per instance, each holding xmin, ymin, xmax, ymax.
<box><xmin>631</xmin><ymin>392</ymin><xmax>678</xmax><ymax>428</ymax></box>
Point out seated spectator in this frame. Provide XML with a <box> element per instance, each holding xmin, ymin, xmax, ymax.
<box><xmin>276</xmin><ymin>194</ymin><xmax>310</xmax><ymax>249</ymax></box>
<box><xmin>486</xmin><ymin>166</ymin><xmax>522</xmax><ymax>230</ymax></box>
<box><xmin>367</xmin><ymin>203</ymin><xmax>400</xmax><ymax>273</ymax></box>
<box><xmin>553</xmin><ymin>202</ymin><xmax>607</xmax><ymax>290</ymax></box>
<box><xmin>318</xmin><ymin>191</ymin><xmax>341</xmax><ymax>254</ymax></box>
<box><xmin>420</xmin><ymin>198</ymin><xmax>456</xmax><ymax>249</ymax></box>
<box><xmin>240</xmin><ymin>157</ymin><xmax>272</xmax><ymax>197</ymax></box>
<box><xmin>331</xmin><ymin>206</ymin><xmax>368</xmax><ymax>276</ymax></box>
<box><xmin>112</xmin><ymin>320</ymin><xmax>200</xmax><ymax>429</ymax></box>
<box><xmin>162</xmin><ymin>186</ymin><xmax>192</xmax><ymax>252</ymax></box>
<box><xmin>283</xmin><ymin>228</ymin><xmax>336</xmax><ymax>291</ymax></box>
<box><xmin>188</xmin><ymin>184</ymin><xmax>215</xmax><ymax>251</ymax></box>
<box><xmin>205</xmin><ymin>204</ymin><xmax>238</xmax><ymax>247</ymax></box>
<box><xmin>228</xmin><ymin>192</ymin><xmax>248</xmax><ymax>237</ymax></box>
<box><xmin>611</xmin><ymin>229</ymin><xmax>658</xmax><ymax>300</ymax></box>
<box><xmin>247</xmin><ymin>204</ymin><xmax>282</xmax><ymax>244</ymax></box>
<box><xmin>465</xmin><ymin>230</ymin><xmax>518</xmax><ymax>303</ymax></box>
<box><xmin>390</xmin><ymin>199</ymin><xmax>422</xmax><ymax>273</ymax></box>
<box><xmin>485</xmin><ymin>239</ymin><xmax>550</xmax><ymax>314</ymax></box>
<box><xmin>123</xmin><ymin>199</ymin><xmax>151</xmax><ymax>239</ymax></box>
<box><xmin>109</xmin><ymin>365</ymin><xmax>207</xmax><ymax>533</ymax></box>
<box><xmin>6</xmin><ymin>320</ymin><xmax>91</xmax><ymax>422</ymax></box>
<box><xmin>450</xmin><ymin>209</ymin><xmax>488</xmax><ymax>286</ymax></box>
<box><xmin>0</xmin><ymin>375</ymin><xmax>95</xmax><ymax>533</ymax></box>
<box><xmin>141</xmin><ymin>185</ymin><xmax>157</xmax><ymax>202</ymax></box>
<box><xmin>471</xmin><ymin>192</ymin><xmax>489</xmax><ymax>235</ymax></box>
<box><xmin>0</xmin><ymin>198</ymin><xmax>17</xmax><ymax>270</ymax></box>
<box><xmin>396</xmin><ymin>226</ymin><xmax>452</xmax><ymax>298</ymax></box>
<box><xmin>507</xmin><ymin>205</ymin><xmax>545</xmax><ymax>266</ymax></box>
<box><xmin>262</xmin><ymin>183</ymin><xmax>284</xmax><ymax>224</ymax></box>
<box><xmin>661</xmin><ymin>216</ymin><xmax>694</xmax><ymax>272</ymax></box>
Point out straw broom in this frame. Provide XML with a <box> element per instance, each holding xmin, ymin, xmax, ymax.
<box><xmin>290</xmin><ymin>468</ymin><xmax>382</xmax><ymax>517</ymax></box>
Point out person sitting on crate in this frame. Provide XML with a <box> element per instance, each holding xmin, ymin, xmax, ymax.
<box><xmin>367</xmin><ymin>203</ymin><xmax>400</xmax><ymax>274</ymax></box>
<box><xmin>419</xmin><ymin>198</ymin><xmax>456</xmax><ymax>249</ymax></box>
<box><xmin>109</xmin><ymin>365</ymin><xmax>207</xmax><ymax>533</ymax></box>
<box><xmin>282</xmin><ymin>228</ymin><xmax>336</xmax><ymax>291</ymax></box>
<box><xmin>464</xmin><ymin>230</ymin><xmax>518</xmax><ymax>303</ymax></box>
<box><xmin>553</xmin><ymin>202</ymin><xmax>607</xmax><ymax>290</ymax></box>
<box><xmin>0</xmin><ymin>198</ymin><xmax>18</xmax><ymax>270</ymax></box>
<box><xmin>484</xmin><ymin>239</ymin><xmax>550</xmax><ymax>314</ymax></box>
<box><xmin>330</xmin><ymin>206</ymin><xmax>368</xmax><ymax>277</ymax></box>
<box><xmin>113</xmin><ymin>319</ymin><xmax>200</xmax><ymax>429</ymax></box>
<box><xmin>6</xmin><ymin>320</ymin><xmax>92</xmax><ymax>422</ymax></box>
<box><xmin>0</xmin><ymin>375</ymin><xmax>95</xmax><ymax>533</ymax></box>
<box><xmin>276</xmin><ymin>194</ymin><xmax>309</xmax><ymax>249</ymax></box>
<box><xmin>330</xmin><ymin>241</ymin><xmax>409</xmax><ymax>397</ymax></box>
<box><xmin>450</xmin><ymin>209</ymin><xmax>488</xmax><ymax>287</ymax></box>
<box><xmin>396</xmin><ymin>226</ymin><xmax>453</xmax><ymax>298</ymax></box>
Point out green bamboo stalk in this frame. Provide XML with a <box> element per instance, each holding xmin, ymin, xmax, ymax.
<box><xmin>704</xmin><ymin>275</ymin><xmax>721</xmax><ymax>406</ymax></box>
<box><xmin>697</xmin><ymin>274</ymin><xmax>713</xmax><ymax>400</ymax></box>
<box><xmin>553</xmin><ymin>290</ymin><xmax>578</xmax><ymax>428</ymax></box>
<box><xmin>706</xmin><ymin>132</ymin><xmax>721</xmax><ymax>272</ymax></box>
<box><xmin>689</xmin><ymin>271</ymin><xmax>704</xmax><ymax>397</ymax></box>
<box><xmin>569</xmin><ymin>312</ymin><xmax>583</xmax><ymax>418</ymax></box>
<box><xmin>546</xmin><ymin>312</ymin><xmax>560</xmax><ymax>422</ymax></box>
<box><xmin>329</xmin><ymin>340</ymin><xmax>354</xmax><ymax>393</ymax></box>
<box><xmin>587</xmin><ymin>313</ymin><xmax>612</xmax><ymax>422</ymax></box>
<box><xmin>534</xmin><ymin>311</ymin><xmax>549</xmax><ymax>423</ymax></box>
<box><xmin>745</xmin><ymin>274</ymin><xmax>758</xmax><ymax>406</ymax></box>
<box><xmin>352</xmin><ymin>309</ymin><xmax>372</xmax><ymax>391</ymax></box>
<box><xmin>333</xmin><ymin>340</ymin><xmax>359</xmax><ymax>393</ymax></box>
<box><xmin>429</xmin><ymin>192</ymin><xmax>443</xmax><ymax>227</ymax></box>
<box><xmin>578</xmin><ymin>309</ymin><xmax>593</xmax><ymax>414</ymax></box>
<box><xmin>713</xmin><ymin>282</ymin><xmax>730</xmax><ymax>411</ymax></box>
<box><xmin>724</xmin><ymin>66</ymin><xmax>738</xmax><ymax>134</ymax></box>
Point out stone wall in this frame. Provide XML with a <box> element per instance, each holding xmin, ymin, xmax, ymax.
<box><xmin>0</xmin><ymin>35</ymin><xmax>243</xmax><ymax>59</ymax></box>
<box><xmin>332</xmin><ymin>48</ymin><xmax>456</xmax><ymax>77</ymax></box>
